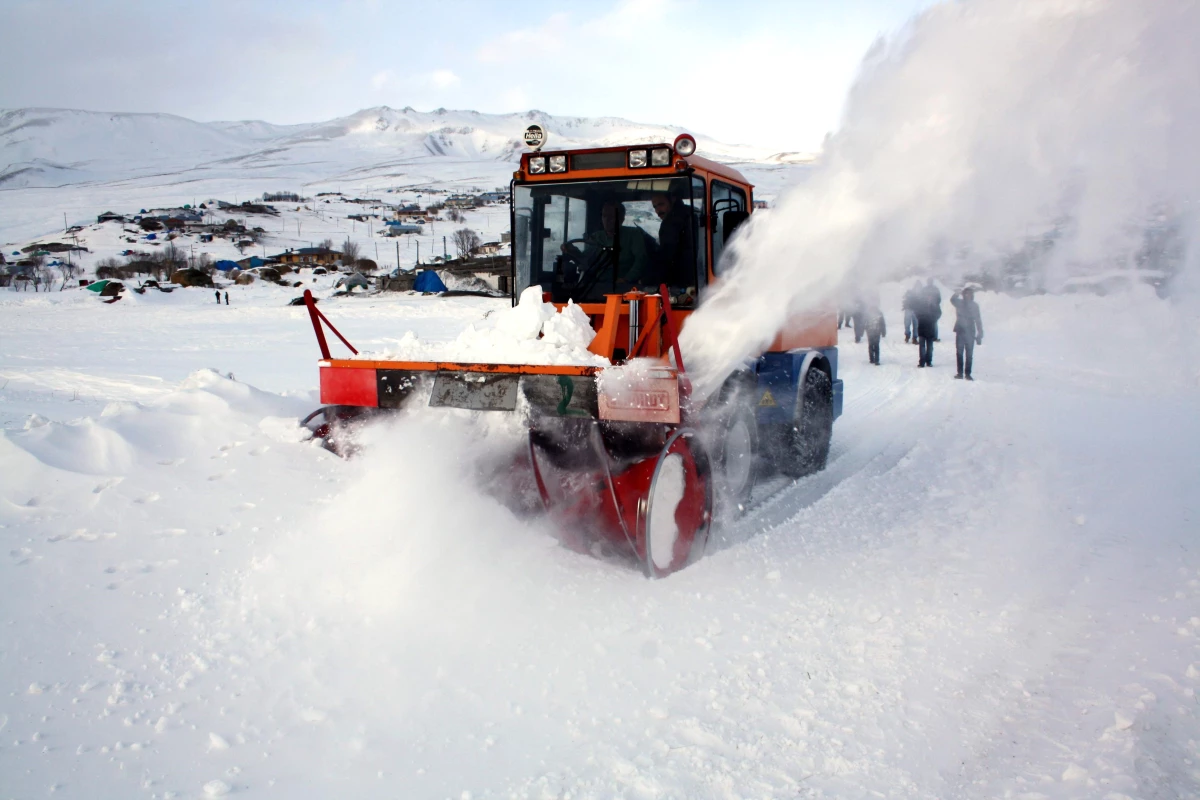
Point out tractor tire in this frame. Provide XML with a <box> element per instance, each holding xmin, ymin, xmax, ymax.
<box><xmin>705</xmin><ymin>388</ymin><xmax>758</xmax><ymax>516</ymax></box>
<box><xmin>777</xmin><ymin>366</ymin><xmax>833</xmax><ymax>479</ymax></box>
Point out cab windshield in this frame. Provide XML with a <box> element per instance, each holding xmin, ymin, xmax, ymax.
<box><xmin>513</xmin><ymin>176</ymin><xmax>706</xmax><ymax>304</ymax></box>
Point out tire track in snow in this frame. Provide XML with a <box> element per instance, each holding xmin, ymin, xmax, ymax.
<box><xmin>712</xmin><ymin>359</ymin><xmax>955</xmax><ymax>551</ymax></box>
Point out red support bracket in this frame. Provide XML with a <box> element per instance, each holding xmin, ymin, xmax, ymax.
<box><xmin>658</xmin><ymin>284</ymin><xmax>685</xmax><ymax>374</ymax></box>
<box><xmin>303</xmin><ymin>290</ymin><xmax>358</xmax><ymax>359</ymax></box>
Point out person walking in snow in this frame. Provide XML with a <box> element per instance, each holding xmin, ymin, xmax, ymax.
<box><xmin>864</xmin><ymin>296</ymin><xmax>886</xmax><ymax>365</ymax></box>
<box><xmin>902</xmin><ymin>280</ymin><xmax>921</xmax><ymax>344</ymax></box>
<box><xmin>914</xmin><ymin>284</ymin><xmax>939</xmax><ymax>368</ymax></box>
<box><xmin>923</xmin><ymin>278</ymin><xmax>942</xmax><ymax>341</ymax></box>
<box><xmin>950</xmin><ymin>287</ymin><xmax>984</xmax><ymax>380</ymax></box>
<box><xmin>224</xmin><ymin>291</ymin><xmax>229</xmax><ymax>305</ymax></box>
<box><xmin>214</xmin><ymin>289</ymin><xmax>221</xmax><ymax>303</ymax></box>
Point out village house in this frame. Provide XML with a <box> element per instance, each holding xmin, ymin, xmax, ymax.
<box><xmin>444</xmin><ymin>194</ymin><xmax>478</xmax><ymax>209</ymax></box>
<box><xmin>272</xmin><ymin>247</ymin><xmax>340</xmax><ymax>266</ymax></box>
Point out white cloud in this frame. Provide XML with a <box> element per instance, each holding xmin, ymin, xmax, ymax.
<box><xmin>371</xmin><ymin>68</ymin><xmax>460</xmax><ymax>94</ymax></box>
<box><xmin>500</xmin><ymin>87</ymin><xmax>531</xmax><ymax>111</ymax></box>
<box><xmin>428</xmin><ymin>69</ymin><xmax>461</xmax><ymax>90</ymax></box>
<box><xmin>476</xmin><ymin>13</ymin><xmax>571</xmax><ymax>63</ymax></box>
<box><xmin>582</xmin><ymin>0</ymin><xmax>675</xmax><ymax>40</ymax></box>
<box><xmin>371</xmin><ymin>69</ymin><xmax>395</xmax><ymax>90</ymax></box>
<box><xmin>476</xmin><ymin>2</ymin><xmax>676</xmax><ymax>63</ymax></box>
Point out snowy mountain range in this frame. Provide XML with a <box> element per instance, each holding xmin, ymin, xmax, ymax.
<box><xmin>0</xmin><ymin>106</ymin><xmax>795</xmax><ymax>191</ymax></box>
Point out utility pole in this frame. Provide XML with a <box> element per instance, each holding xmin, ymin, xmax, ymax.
<box><xmin>395</xmin><ymin>240</ymin><xmax>400</xmax><ymax>271</ymax></box>
<box><xmin>443</xmin><ymin>235</ymin><xmax>447</xmax><ymax>260</ymax></box>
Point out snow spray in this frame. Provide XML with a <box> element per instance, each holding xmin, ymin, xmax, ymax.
<box><xmin>680</xmin><ymin>0</ymin><xmax>1200</xmax><ymax>397</ymax></box>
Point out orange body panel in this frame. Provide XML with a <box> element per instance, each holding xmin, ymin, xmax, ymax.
<box><xmin>518</xmin><ymin>148</ymin><xmax>751</xmax><ymax>189</ymax></box>
<box><xmin>579</xmin><ymin>293</ymin><xmax>681</xmax><ymax>361</ymax></box>
<box><xmin>586</xmin><ymin>295</ymin><xmax>624</xmax><ymax>358</ymax></box>
<box><xmin>769</xmin><ymin>311</ymin><xmax>839</xmax><ymax>352</ymax></box>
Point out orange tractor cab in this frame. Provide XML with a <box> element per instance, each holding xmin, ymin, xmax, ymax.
<box><xmin>304</xmin><ymin>133</ymin><xmax>843</xmax><ymax>577</ymax></box>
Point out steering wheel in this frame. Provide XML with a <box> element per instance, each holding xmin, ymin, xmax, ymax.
<box><xmin>561</xmin><ymin>239</ymin><xmax>615</xmax><ymax>298</ymax></box>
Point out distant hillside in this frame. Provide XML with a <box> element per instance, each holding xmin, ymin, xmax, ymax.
<box><xmin>0</xmin><ymin>106</ymin><xmax>785</xmax><ymax>190</ymax></box>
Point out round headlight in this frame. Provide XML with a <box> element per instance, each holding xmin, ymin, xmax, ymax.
<box><xmin>628</xmin><ymin>149</ymin><xmax>648</xmax><ymax>168</ymax></box>
<box><xmin>673</xmin><ymin>134</ymin><xmax>696</xmax><ymax>157</ymax></box>
<box><xmin>650</xmin><ymin>148</ymin><xmax>671</xmax><ymax>167</ymax></box>
<box><xmin>548</xmin><ymin>154</ymin><xmax>567</xmax><ymax>173</ymax></box>
<box><xmin>528</xmin><ymin>156</ymin><xmax>546</xmax><ymax>174</ymax></box>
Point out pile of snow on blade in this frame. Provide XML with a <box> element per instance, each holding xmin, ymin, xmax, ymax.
<box><xmin>360</xmin><ymin>285</ymin><xmax>608</xmax><ymax>366</ymax></box>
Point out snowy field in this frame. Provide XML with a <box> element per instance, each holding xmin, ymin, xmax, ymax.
<box><xmin>2</xmin><ymin>281</ymin><xmax>1198</xmax><ymax>799</ymax></box>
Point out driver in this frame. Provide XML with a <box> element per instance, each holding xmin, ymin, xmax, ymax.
<box><xmin>561</xmin><ymin>201</ymin><xmax>650</xmax><ymax>290</ymax></box>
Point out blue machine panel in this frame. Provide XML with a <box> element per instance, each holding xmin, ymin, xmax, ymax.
<box><xmin>753</xmin><ymin>347</ymin><xmax>843</xmax><ymax>424</ymax></box>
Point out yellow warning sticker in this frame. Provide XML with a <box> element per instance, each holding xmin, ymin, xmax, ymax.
<box><xmin>759</xmin><ymin>390</ymin><xmax>777</xmax><ymax>407</ymax></box>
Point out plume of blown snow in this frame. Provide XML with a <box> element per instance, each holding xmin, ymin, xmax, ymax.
<box><xmin>681</xmin><ymin>0</ymin><xmax>1200</xmax><ymax>396</ymax></box>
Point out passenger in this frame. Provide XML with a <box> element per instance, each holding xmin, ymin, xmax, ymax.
<box><xmin>651</xmin><ymin>192</ymin><xmax>695</xmax><ymax>288</ymax></box>
<box><xmin>950</xmin><ymin>287</ymin><xmax>984</xmax><ymax>380</ymax></box>
<box><xmin>561</xmin><ymin>201</ymin><xmax>650</xmax><ymax>291</ymax></box>
<box><xmin>864</xmin><ymin>295</ymin><xmax>886</xmax><ymax>365</ymax></box>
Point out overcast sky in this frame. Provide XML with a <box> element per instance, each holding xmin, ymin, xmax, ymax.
<box><xmin>0</xmin><ymin>0</ymin><xmax>935</xmax><ymax>152</ymax></box>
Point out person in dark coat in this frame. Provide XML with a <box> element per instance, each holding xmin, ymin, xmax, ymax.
<box><xmin>923</xmin><ymin>278</ymin><xmax>942</xmax><ymax>341</ymax></box>
<box><xmin>914</xmin><ymin>282</ymin><xmax>940</xmax><ymax>368</ymax></box>
<box><xmin>864</xmin><ymin>296</ymin><xmax>886</xmax><ymax>365</ymax></box>
<box><xmin>650</xmin><ymin>193</ymin><xmax>696</xmax><ymax>289</ymax></box>
<box><xmin>950</xmin><ymin>287</ymin><xmax>984</xmax><ymax>379</ymax></box>
<box><xmin>224</xmin><ymin>291</ymin><xmax>229</xmax><ymax>305</ymax></box>
<box><xmin>214</xmin><ymin>289</ymin><xmax>221</xmax><ymax>303</ymax></box>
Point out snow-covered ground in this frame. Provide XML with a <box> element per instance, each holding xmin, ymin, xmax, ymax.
<box><xmin>2</xmin><ymin>281</ymin><xmax>1197</xmax><ymax>799</ymax></box>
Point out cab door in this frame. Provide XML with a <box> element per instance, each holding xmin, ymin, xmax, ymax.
<box><xmin>710</xmin><ymin>179</ymin><xmax>748</xmax><ymax>278</ymax></box>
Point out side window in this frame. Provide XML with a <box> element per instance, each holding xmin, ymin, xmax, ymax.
<box><xmin>711</xmin><ymin>180</ymin><xmax>747</xmax><ymax>274</ymax></box>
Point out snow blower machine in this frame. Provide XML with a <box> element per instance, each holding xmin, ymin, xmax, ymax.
<box><xmin>302</xmin><ymin>133</ymin><xmax>843</xmax><ymax>577</ymax></box>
